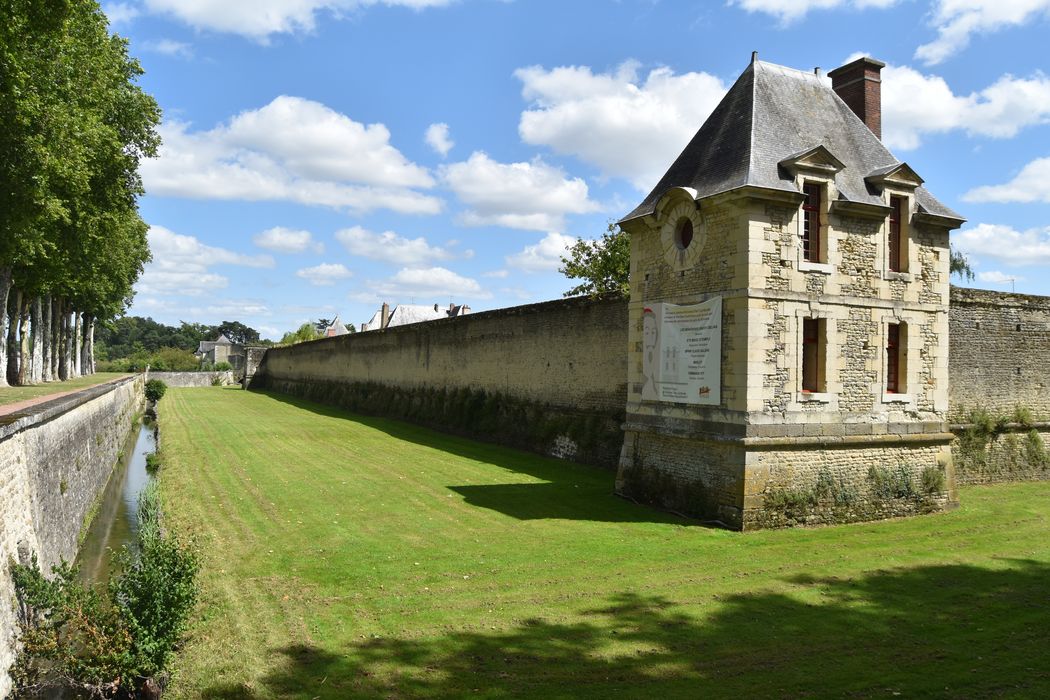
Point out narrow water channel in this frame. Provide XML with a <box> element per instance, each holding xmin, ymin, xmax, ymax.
<box><xmin>76</xmin><ymin>417</ymin><xmax>157</xmax><ymax>584</ymax></box>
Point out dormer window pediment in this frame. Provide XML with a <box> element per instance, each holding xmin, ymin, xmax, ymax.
<box><xmin>779</xmin><ymin>145</ymin><xmax>846</xmax><ymax>177</ymax></box>
<box><xmin>865</xmin><ymin>163</ymin><xmax>924</xmax><ymax>190</ymax></box>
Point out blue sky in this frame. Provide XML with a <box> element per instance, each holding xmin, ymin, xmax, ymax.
<box><xmin>108</xmin><ymin>0</ymin><xmax>1050</xmax><ymax>339</ymax></box>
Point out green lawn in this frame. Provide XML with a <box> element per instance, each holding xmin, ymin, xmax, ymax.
<box><xmin>159</xmin><ymin>387</ymin><xmax>1050</xmax><ymax>699</ymax></box>
<box><xmin>0</xmin><ymin>372</ymin><xmax>129</xmax><ymax>407</ymax></box>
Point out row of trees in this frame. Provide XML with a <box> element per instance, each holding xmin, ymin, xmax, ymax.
<box><xmin>0</xmin><ymin>0</ymin><xmax>160</xmax><ymax>387</ymax></box>
<box><xmin>96</xmin><ymin>317</ymin><xmax>263</xmax><ymax>360</ymax></box>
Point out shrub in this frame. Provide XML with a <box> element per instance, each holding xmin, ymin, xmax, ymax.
<box><xmin>144</xmin><ymin>379</ymin><xmax>167</xmax><ymax>403</ymax></box>
<box><xmin>213</xmin><ymin>361</ymin><xmax>232</xmax><ymax>372</ymax></box>
<box><xmin>920</xmin><ymin>466</ymin><xmax>946</xmax><ymax>494</ymax></box>
<box><xmin>144</xmin><ymin>453</ymin><xmax>161</xmax><ymax>475</ymax></box>
<box><xmin>10</xmin><ymin>483</ymin><xmax>199</xmax><ymax>695</ymax></box>
<box><xmin>1024</xmin><ymin>430</ymin><xmax>1050</xmax><ymax>469</ymax></box>
<box><xmin>1012</xmin><ymin>405</ymin><xmax>1035</xmax><ymax>429</ymax></box>
<box><xmin>112</xmin><ymin>484</ymin><xmax>199</xmax><ymax>677</ymax></box>
<box><xmin>868</xmin><ymin>465</ymin><xmax>916</xmax><ymax>500</ymax></box>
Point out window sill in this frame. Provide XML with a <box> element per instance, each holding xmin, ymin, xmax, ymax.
<box><xmin>798</xmin><ymin>392</ymin><xmax>832</xmax><ymax>403</ymax></box>
<box><xmin>798</xmin><ymin>261</ymin><xmax>834</xmax><ymax>275</ymax></box>
<box><xmin>884</xmin><ymin>271</ymin><xmax>913</xmax><ymax>282</ymax></box>
<box><xmin>882</xmin><ymin>393</ymin><xmax>912</xmax><ymax>404</ymax></box>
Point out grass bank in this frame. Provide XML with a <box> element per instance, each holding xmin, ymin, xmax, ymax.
<box><xmin>160</xmin><ymin>387</ymin><xmax>1050</xmax><ymax>698</ymax></box>
<box><xmin>0</xmin><ymin>372</ymin><xmax>129</xmax><ymax>407</ymax></box>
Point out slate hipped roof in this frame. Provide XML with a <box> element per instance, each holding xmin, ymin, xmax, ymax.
<box><xmin>620</xmin><ymin>59</ymin><xmax>962</xmax><ymax>224</ymax></box>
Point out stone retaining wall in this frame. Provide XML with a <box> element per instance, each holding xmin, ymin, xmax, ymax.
<box><xmin>252</xmin><ymin>296</ymin><xmax>628</xmax><ymax>468</ymax></box>
<box><xmin>0</xmin><ymin>376</ymin><xmax>144</xmax><ymax>695</ymax></box>
<box><xmin>147</xmin><ymin>370</ymin><xmax>234</xmax><ymax>387</ymax></box>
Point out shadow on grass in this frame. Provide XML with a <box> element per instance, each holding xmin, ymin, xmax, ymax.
<box><xmin>254</xmin><ymin>390</ymin><xmax>694</xmax><ymax>526</ymax></box>
<box><xmin>202</xmin><ymin>560</ymin><xmax>1049</xmax><ymax>699</ymax></box>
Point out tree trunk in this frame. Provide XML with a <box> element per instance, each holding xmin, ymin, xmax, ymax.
<box><xmin>0</xmin><ymin>267</ymin><xmax>11</xmax><ymax>388</ymax></box>
<box><xmin>73</xmin><ymin>311</ymin><xmax>82</xmax><ymax>376</ymax></box>
<box><xmin>57</xmin><ymin>300</ymin><xmax>68</xmax><ymax>381</ymax></box>
<box><xmin>7</xmin><ymin>287</ymin><xmax>21</xmax><ymax>386</ymax></box>
<box><xmin>40</xmin><ymin>296</ymin><xmax>52</xmax><ymax>382</ymax></box>
<box><xmin>17</xmin><ymin>296</ymin><xmax>29</xmax><ymax>386</ymax></box>
<box><xmin>30</xmin><ymin>297</ymin><xmax>43</xmax><ymax>383</ymax></box>
<box><xmin>81</xmin><ymin>313</ymin><xmax>94</xmax><ymax>375</ymax></box>
<box><xmin>50</xmin><ymin>297</ymin><xmax>61</xmax><ymax>381</ymax></box>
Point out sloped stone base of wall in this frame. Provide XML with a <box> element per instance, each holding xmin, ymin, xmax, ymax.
<box><xmin>258</xmin><ymin>377</ymin><xmax>625</xmax><ymax>469</ymax></box>
<box><xmin>745</xmin><ymin>441</ymin><xmax>955</xmax><ymax>530</ymax></box>
<box><xmin>953</xmin><ymin>424</ymin><xmax>1050</xmax><ymax>485</ymax></box>
<box><xmin>616</xmin><ymin>431</ymin><xmax>744</xmax><ymax>527</ymax></box>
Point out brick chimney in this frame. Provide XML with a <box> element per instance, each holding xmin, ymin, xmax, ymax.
<box><xmin>827</xmin><ymin>57</ymin><xmax>885</xmax><ymax>139</ymax></box>
<box><xmin>381</xmin><ymin>302</ymin><xmax>390</xmax><ymax>328</ymax></box>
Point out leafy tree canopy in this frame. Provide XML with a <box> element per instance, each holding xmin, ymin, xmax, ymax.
<box><xmin>559</xmin><ymin>223</ymin><xmax>630</xmax><ymax>298</ymax></box>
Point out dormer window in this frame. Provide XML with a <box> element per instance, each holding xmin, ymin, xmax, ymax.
<box><xmin>802</xmin><ymin>182</ymin><xmax>823</xmax><ymax>263</ymax></box>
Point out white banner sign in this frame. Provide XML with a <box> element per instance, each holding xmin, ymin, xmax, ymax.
<box><xmin>641</xmin><ymin>297</ymin><xmax>722</xmax><ymax>405</ymax></box>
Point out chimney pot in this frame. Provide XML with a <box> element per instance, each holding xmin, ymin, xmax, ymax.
<box><xmin>827</xmin><ymin>56</ymin><xmax>885</xmax><ymax>139</ymax></box>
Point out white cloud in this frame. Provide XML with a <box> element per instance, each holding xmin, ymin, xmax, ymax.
<box><xmin>142</xmin><ymin>39</ymin><xmax>193</xmax><ymax>59</ymax></box>
<box><xmin>484</xmin><ymin>269</ymin><xmax>509</xmax><ymax>278</ymax></box>
<box><xmin>516</xmin><ymin>61</ymin><xmax>727</xmax><ymax>191</ymax></box>
<box><xmin>977</xmin><ymin>270</ymin><xmax>1024</xmax><ymax>284</ymax></box>
<box><xmin>136</xmin><ymin>225</ymin><xmax>274</xmax><ymax>297</ymax></box>
<box><xmin>253</xmin><ymin>227</ymin><xmax>324</xmax><ymax>254</ymax></box>
<box><xmin>916</xmin><ymin>0</ymin><xmax>1050</xmax><ymax>65</ymax></box>
<box><xmin>879</xmin><ymin>63</ymin><xmax>1050</xmax><ymax>150</ymax></box>
<box><xmin>441</xmin><ymin>151</ymin><xmax>600</xmax><ymax>231</ymax></box>
<box><xmin>103</xmin><ymin>2</ymin><xmax>140</xmax><ymax>25</ymax></box>
<box><xmin>425</xmin><ymin>122</ymin><xmax>454</xmax><ymax>156</ymax></box>
<box><xmin>141</xmin><ymin>0</ymin><xmax>454</xmax><ymax>41</ymax></box>
<box><xmin>963</xmin><ymin>156</ymin><xmax>1050</xmax><ymax>203</ymax></box>
<box><xmin>731</xmin><ymin>0</ymin><xmax>898</xmax><ymax>24</ymax></box>
<box><xmin>954</xmin><ymin>223</ymin><xmax>1050</xmax><ymax>265</ymax></box>
<box><xmin>354</xmin><ymin>266</ymin><xmax>489</xmax><ymax>301</ymax></box>
<box><xmin>506</xmin><ymin>232</ymin><xmax>576</xmax><ymax>273</ymax></box>
<box><xmin>334</xmin><ymin>226</ymin><xmax>453</xmax><ymax>265</ymax></box>
<box><xmin>296</xmin><ymin>263</ymin><xmax>353</xmax><ymax>286</ymax></box>
<box><xmin>141</xmin><ymin>96</ymin><xmax>442</xmax><ymax>215</ymax></box>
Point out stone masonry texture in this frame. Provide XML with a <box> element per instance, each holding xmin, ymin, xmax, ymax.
<box><xmin>252</xmin><ymin>296</ymin><xmax>628</xmax><ymax>468</ymax></box>
<box><xmin>0</xmin><ymin>376</ymin><xmax>144</xmax><ymax>696</ymax></box>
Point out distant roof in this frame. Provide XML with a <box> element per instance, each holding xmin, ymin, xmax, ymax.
<box><xmin>387</xmin><ymin>304</ymin><xmax>453</xmax><ymax>327</ymax></box>
<box><xmin>360</xmin><ymin>303</ymin><xmax>470</xmax><ymax>331</ymax></box>
<box><xmin>621</xmin><ymin>59</ymin><xmax>962</xmax><ymax>224</ymax></box>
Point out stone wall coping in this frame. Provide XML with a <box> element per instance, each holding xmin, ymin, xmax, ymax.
<box><xmin>0</xmin><ymin>375</ymin><xmax>140</xmax><ymax>443</ymax></box>
<box><xmin>950</xmin><ymin>285</ymin><xmax>1050</xmax><ymax>309</ymax></box>
<box><xmin>741</xmin><ymin>432</ymin><xmax>955</xmax><ymax>449</ymax></box>
<box><xmin>264</xmin><ymin>294</ymin><xmax>626</xmax><ymax>358</ymax></box>
<box><xmin>622</xmin><ymin>419</ymin><xmax>953</xmax><ymax>447</ymax></box>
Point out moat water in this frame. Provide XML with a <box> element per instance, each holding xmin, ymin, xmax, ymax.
<box><xmin>76</xmin><ymin>417</ymin><xmax>157</xmax><ymax>584</ymax></box>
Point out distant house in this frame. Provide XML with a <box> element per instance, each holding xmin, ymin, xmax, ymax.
<box><xmin>316</xmin><ymin>315</ymin><xmax>350</xmax><ymax>338</ymax></box>
<box><xmin>360</xmin><ymin>302</ymin><xmax>470</xmax><ymax>332</ymax></box>
<box><xmin>194</xmin><ymin>333</ymin><xmax>246</xmax><ymax>369</ymax></box>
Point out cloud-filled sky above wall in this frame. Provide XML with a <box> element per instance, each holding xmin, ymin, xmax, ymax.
<box><xmin>108</xmin><ymin>0</ymin><xmax>1050</xmax><ymax>337</ymax></box>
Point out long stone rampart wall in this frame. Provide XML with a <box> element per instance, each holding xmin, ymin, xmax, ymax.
<box><xmin>0</xmin><ymin>376</ymin><xmax>144</xmax><ymax>695</ymax></box>
<box><xmin>949</xmin><ymin>286</ymin><xmax>1050</xmax><ymax>418</ymax></box>
<box><xmin>148</xmin><ymin>370</ymin><xmax>234</xmax><ymax>387</ymax></box>
<box><xmin>252</xmin><ymin>296</ymin><xmax>628</xmax><ymax>467</ymax></box>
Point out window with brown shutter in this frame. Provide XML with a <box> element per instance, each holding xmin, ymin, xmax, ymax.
<box><xmin>886</xmin><ymin>323</ymin><xmax>904</xmax><ymax>393</ymax></box>
<box><xmin>802</xmin><ymin>318</ymin><xmax>824</xmax><ymax>393</ymax></box>
<box><xmin>889</xmin><ymin>196</ymin><xmax>904</xmax><ymax>272</ymax></box>
<box><xmin>802</xmin><ymin>183</ymin><xmax>822</xmax><ymax>263</ymax></box>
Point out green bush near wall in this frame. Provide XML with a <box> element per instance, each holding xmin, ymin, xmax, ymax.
<box><xmin>954</xmin><ymin>405</ymin><xmax>1050</xmax><ymax>483</ymax></box>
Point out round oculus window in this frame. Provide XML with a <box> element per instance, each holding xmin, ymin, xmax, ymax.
<box><xmin>675</xmin><ymin>218</ymin><xmax>694</xmax><ymax>250</ymax></box>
